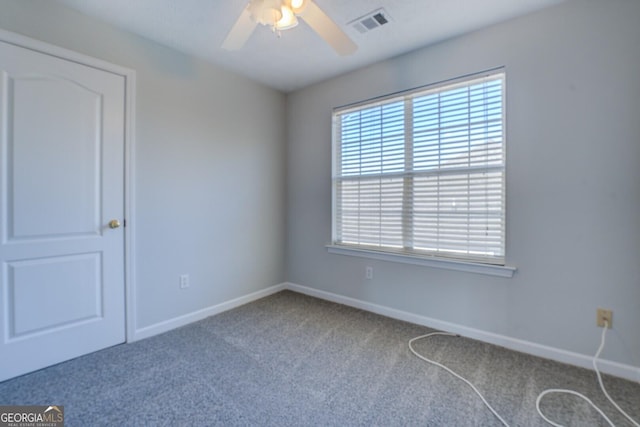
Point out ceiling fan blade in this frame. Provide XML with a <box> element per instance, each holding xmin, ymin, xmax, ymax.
<box><xmin>300</xmin><ymin>1</ymin><xmax>357</xmax><ymax>56</ymax></box>
<box><xmin>222</xmin><ymin>5</ymin><xmax>258</xmax><ymax>51</ymax></box>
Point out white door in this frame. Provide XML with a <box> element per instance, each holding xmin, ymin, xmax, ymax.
<box><xmin>0</xmin><ymin>40</ymin><xmax>126</xmax><ymax>381</ymax></box>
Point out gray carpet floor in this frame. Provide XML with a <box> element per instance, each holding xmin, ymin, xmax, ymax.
<box><xmin>1</xmin><ymin>290</ymin><xmax>639</xmax><ymax>426</ymax></box>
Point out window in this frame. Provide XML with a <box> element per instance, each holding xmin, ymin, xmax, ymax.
<box><xmin>331</xmin><ymin>70</ymin><xmax>505</xmax><ymax>266</ymax></box>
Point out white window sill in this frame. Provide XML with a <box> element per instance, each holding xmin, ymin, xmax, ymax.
<box><xmin>326</xmin><ymin>245</ymin><xmax>516</xmax><ymax>278</ymax></box>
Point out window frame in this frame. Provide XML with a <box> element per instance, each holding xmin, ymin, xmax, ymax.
<box><xmin>329</xmin><ymin>69</ymin><xmax>515</xmax><ymax>277</ymax></box>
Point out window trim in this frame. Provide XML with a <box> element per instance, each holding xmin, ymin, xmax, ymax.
<box><xmin>331</xmin><ymin>68</ymin><xmax>513</xmax><ymax>274</ymax></box>
<box><xmin>326</xmin><ymin>244</ymin><xmax>516</xmax><ymax>278</ymax></box>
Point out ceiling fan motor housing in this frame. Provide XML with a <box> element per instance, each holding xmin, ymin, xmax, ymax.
<box><xmin>248</xmin><ymin>0</ymin><xmax>283</xmax><ymax>25</ymax></box>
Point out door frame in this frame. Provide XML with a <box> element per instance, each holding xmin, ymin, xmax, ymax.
<box><xmin>0</xmin><ymin>28</ymin><xmax>137</xmax><ymax>343</ymax></box>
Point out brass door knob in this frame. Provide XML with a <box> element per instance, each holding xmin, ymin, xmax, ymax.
<box><xmin>108</xmin><ymin>219</ymin><xmax>121</xmax><ymax>229</ymax></box>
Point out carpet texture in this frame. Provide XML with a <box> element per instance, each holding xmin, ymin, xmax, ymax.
<box><xmin>1</xmin><ymin>290</ymin><xmax>638</xmax><ymax>426</ymax></box>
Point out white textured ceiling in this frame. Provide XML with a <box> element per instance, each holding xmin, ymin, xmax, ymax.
<box><xmin>55</xmin><ymin>0</ymin><xmax>563</xmax><ymax>92</ymax></box>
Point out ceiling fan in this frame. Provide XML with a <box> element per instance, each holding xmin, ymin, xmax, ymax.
<box><xmin>222</xmin><ymin>0</ymin><xmax>357</xmax><ymax>55</ymax></box>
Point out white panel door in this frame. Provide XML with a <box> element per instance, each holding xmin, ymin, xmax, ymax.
<box><xmin>0</xmin><ymin>40</ymin><xmax>126</xmax><ymax>381</ymax></box>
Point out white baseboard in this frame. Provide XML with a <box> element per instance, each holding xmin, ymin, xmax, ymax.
<box><xmin>285</xmin><ymin>282</ymin><xmax>640</xmax><ymax>383</ymax></box>
<box><xmin>131</xmin><ymin>283</ymin><xmax>286</xmax><ymax>342</ymax></box>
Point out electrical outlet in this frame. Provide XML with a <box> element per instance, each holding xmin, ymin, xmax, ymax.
<box><xmin>180</xmin><ymin>274</ymin><xmax>189</xmax><ymax>289</ymax></box>
<box><xmin>365</xmin><ymin>266</ymin><xmax>373</xmax><ymax>280</ymax></box>
<box><xmin>596</xmin><ymin>308</ymin><xmax>612</xmax><ymax>328</ymax></box>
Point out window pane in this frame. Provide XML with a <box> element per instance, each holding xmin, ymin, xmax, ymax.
<box><xmin>413</xmin><ymin>79</ymin><xmax>503</xmax><ymax>172</ymax></box>
<box><xmin>336</xmin><ymin>177</ymin><xmax>404</xmax><ymax>248</ymax></box>
<box><xmin>339</xmin><ymin>101</ymin><xmax>405</xmax><ymax>176</ymax></box>
<box><xmin>412</xmin><ymin>171</ymin><xmax>504</xmax><ymax>258</ymax></box>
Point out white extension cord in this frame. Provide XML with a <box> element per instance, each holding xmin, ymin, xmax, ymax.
<box><xmin>408</xmin><ymin>322</ymin><xmax>639</xmax><ymax>427</ymax></box>
<box><xmin>408</xmin><ymin>332</ymin><xmax>510</xmax><ymax>427</ymax></box>
<box><xmin>536</xmin><ymin>321</ymin><xmax>640</xmax><ymax>427</ymax></box>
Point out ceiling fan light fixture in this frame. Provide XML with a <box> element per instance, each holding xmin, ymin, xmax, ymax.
<box><xmin>288</xmin><ymin>0</ymin><xmax>308</xmax><ymax>15</ymax></box>
<box><xmin>276</xmin><ymin>6</ymin><xmax>298</xmax><ymax>30</ymax></box>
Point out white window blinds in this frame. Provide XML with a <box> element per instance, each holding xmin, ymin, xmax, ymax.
<box><xmin>332</xmin><ymin>70</ymin><xmax>505</xmax><ymax>265</ymax></box>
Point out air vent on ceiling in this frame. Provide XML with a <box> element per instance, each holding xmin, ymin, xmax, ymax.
<box><xmin>349</xmin><ymin>8</ymin><xmax>391</xmax><ymax>34</ymax></box>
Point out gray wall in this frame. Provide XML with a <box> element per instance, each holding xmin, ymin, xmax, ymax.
<box><xmin>0</xmin><ymin>0</ymin><xmax>287</xmax><ymax>330</ymax></box>
<box><xmin>287</xmin><ymin>0</ymin><xmax>640</xmax><ymax>368</ymax></box>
